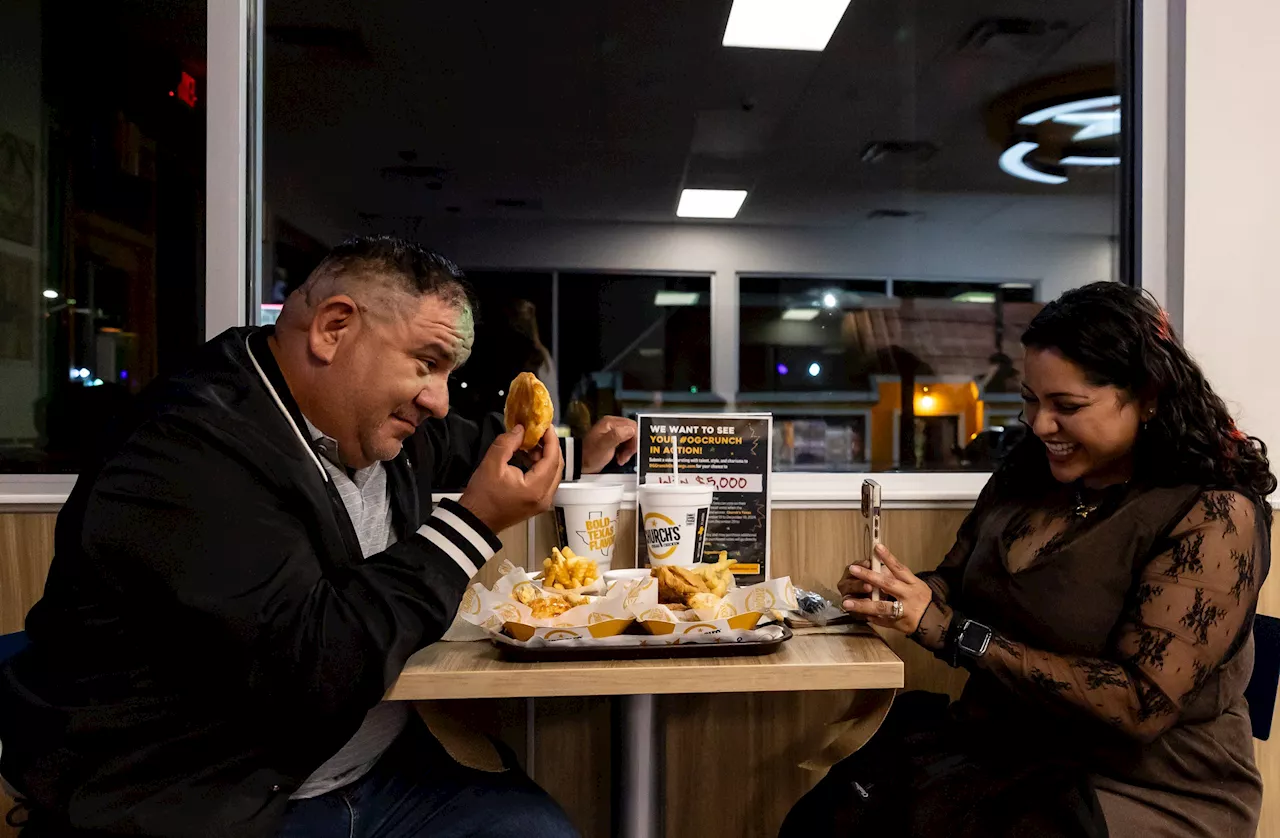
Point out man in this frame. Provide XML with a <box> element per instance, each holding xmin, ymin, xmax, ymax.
<box><xmin>0</xmin><ymin>236</ymin><xmax>638</xmax><ymax>837</ymax></box>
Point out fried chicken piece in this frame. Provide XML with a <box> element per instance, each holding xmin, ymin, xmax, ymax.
<box><xmin>654</xmin><ymin>565</ymin><xmax>709</xmax><ymax>605</ymax></box>
<box><xmin>504</xmin><ymin>372</ymin><xmax>555</xmax><ymax>451</ymax></box>
<box><xmin>529</xmin><ymin>598</ymin><xmax>573</xmax><ymax>619</ymax></box>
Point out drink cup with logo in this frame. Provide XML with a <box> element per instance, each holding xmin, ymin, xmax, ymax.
<box><xmin>553</xmin><ymin>482</ymin><xmax>624</xmax><ymax>572</ymax></box>
<box><xmin>637</xmin><ymin>483</ymin><xmax>713</xmax><ymax>567</ymax></box>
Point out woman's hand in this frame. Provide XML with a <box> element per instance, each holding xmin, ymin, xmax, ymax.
<box><xmin>841</xmin><ymin>544</ymin><xmax>935</xmax><ymax>635</ymax></box>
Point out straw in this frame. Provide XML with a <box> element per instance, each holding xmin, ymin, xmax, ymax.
<box><xmin>672</xmin><ymin>430</ymin><xmax>679</xmax><ymax>481</ymax></box>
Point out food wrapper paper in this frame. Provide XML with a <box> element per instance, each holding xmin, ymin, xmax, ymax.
<box><xmin>626</xmin><ymin>576</ymin><xmax>799</xmax><ymax>636</ymax></box>
<box><xmin>452</xmin><ymin>560</ymin><xmax>634</xmax><ymax>642</ymax></box>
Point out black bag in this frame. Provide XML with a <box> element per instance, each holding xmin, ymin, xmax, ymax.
<box><xmin>780</xmin><ymin>692</ymin><xmax>1109</xmax><ymax>838</ymax></box>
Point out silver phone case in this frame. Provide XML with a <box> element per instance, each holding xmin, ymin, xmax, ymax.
<box><xmin>861</xmin><ymin>479</ymin><xmax>883</xmax><ymax>602</ymax></box>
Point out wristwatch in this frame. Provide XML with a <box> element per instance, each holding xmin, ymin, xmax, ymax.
<box><xmin>956</xmin><ymin>618</ymin><xmax>993</xmax><ymax>660</ymax></box>
<box><xmin>942</xmin><ymin>611</ymin><xmax>993</xmax><ymax>668</ymax></box>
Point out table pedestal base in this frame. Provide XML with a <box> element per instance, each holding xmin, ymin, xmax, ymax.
<box><xmin>618</xmin><ymin>694</ymin><xmax>659</xmax><ymax>838</ymax></box>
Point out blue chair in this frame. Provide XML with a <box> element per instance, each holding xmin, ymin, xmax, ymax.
<box><xmin>0</xmin><ymin>631</ymin><xmax>27</xmax><ymax>665</ymax></box>
<box><xmin>1245</xmin><ymin>615</ymin><xmax>1280</xmax><ymax>740</ymax></box>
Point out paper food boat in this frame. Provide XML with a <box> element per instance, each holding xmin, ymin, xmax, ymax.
<box><xmin>455</xmin><ymin>561</ymin><xmax>634</xmax><ymax>642</ymax></box>
<box><xmin>626</xmin><ymin>575</ymin><xmax>798</xmax><ymax>636</ymax></box>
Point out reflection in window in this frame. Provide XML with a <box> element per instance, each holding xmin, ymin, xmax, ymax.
<box><xmin>743</xmin><ymin>277</ymin><xmax>1042</xmax><ymax>472</ymax></box>
<box><xmin>407</xmin><ymin>270</ymin><xmax>713</xmax><ymax>450</ymax></box>
<box><xmin>0</xmin><ymin>0</ymin><xmax>206</xmax><ymax>473</ymax></box>
<box><xmin>556</xmin><ymin>274</ymin><xmax>713</xmax><ymax>436</ymax></box>
<box><xmin>447</xmin><ymin>271</ymin><xmax>554</xmax><ymax>424</ymax></box>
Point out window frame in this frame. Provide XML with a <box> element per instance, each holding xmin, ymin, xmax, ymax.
<box><xmin>0</xmin><ymin>0</ymin><xmax>1155</xmax><ymax>508</ymax></box>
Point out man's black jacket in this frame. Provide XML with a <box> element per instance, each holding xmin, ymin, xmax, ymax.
<box><xmin>0</xmin><ymin>326</ymin><xmax>579</xmax><ymax>837</ymax></box>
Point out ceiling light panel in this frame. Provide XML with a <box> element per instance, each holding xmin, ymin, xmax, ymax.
<box><xmin>722</xmin><ymin>0</ymin><xmax>852</xmax><ymax>51</ymax></box>
<box><xmin>676</xmin><ymin>189</ymin><xmax>748</xmax><ymax>219</ymax></box>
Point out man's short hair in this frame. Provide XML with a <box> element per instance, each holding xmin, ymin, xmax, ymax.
<box><xmin>297</xmin><ymin>235</ymin><xmax>474</xmax><ymax>318</ymax></box>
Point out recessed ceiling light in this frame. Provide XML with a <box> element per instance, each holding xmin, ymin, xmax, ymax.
<box><xmin>654</xmin><ymin>291</ymin><xmax>700</xmax><ymax>306</ymax></box>
<box><xmin>722</xmin><ymin>0</ymin><xmax>852</xmax><ymax>51</ymax></box>
<box><xmin>807</xmin><ymin>362</ymin><xmax>822</xmax><ymax>377</ymax></box>
<box><xmin>998</xmin><ymin>141</ymin><xmax>1067</xmax><ymax>185</ymax></box>
<box><xmin>781</xmin><ymin>308</ymin><xmax>821</xmax><ymax>321</ymax></box>
<box><xmin>42</xmin><ymin>289</ymin><xmax>58</xmax><ymax>299</ymax></box>
<box><xmin>677</xmin><ymin>189</ymin><xmax>748</xmax><ymax>219</ymax></box>
<box><xmin>822</xmin><ymin>293</ymin><xmax>838</xmax><ymax>308</ymax></box>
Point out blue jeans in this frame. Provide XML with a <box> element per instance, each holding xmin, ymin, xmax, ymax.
<box><xmin>277</xmin><ymin>716</ymin><xmax>579</xmax><ymax>838</ymax></box>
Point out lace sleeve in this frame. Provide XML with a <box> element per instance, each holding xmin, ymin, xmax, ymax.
<box><xmin>963</xmin><ymin>491</ymin><xmax>1265</xmax><ymax>742</ymax></box>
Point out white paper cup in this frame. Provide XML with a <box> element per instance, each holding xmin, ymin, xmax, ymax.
<box><xmin>637</xmin><ymin>484</ymin><xmax>713</xmax><ymax>567</ymax></box>
<box><xmin>553</xmin><ymin>482</ymin><xmax>624</xmax><ymax>572</ymax></box>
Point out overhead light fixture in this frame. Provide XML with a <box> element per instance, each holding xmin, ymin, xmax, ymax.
<box><xmin>822</xmin><ymin>293</ymin><xmax>838</xmax><ymax>308</ymax></box>
<box><xmin>776</xmin><ymin>363</ymin><xmax>789</xmax><ymax>375</ymax></box>
<box><xmin>999</xmin><ymin>282</ymin><xmax>1034</xmax><ymax>290</ymax></box>
<box><xmin>781</xmin><ymin>308</ymin><xmax>821</xmax><ymax>321</ymax></box>
<box><xmin>654</xmin><ymin>291</ymin><xmax>700</xmax><ymax>306</ymax></box>
<box><xmin>1060</xmin><ymin>155</ymin><xmax>1121</xmax><ymax>167</ymax></box>
<box><xmin>1000</xmin><ymin>95</ymin><xmax>1121</xmax><ymax>184</ymax></box>
<box><xmin>953</xmin><ymin>291</ymin><xmax>997</xmax><ymax>304</ymax></box>
<box><xmin>998</xmin><ymin>141</ymin><xmax>1067</xmax><ymax>185</ymax></box>
<box><xmin>677</xmin><ymin>188</ymin><xmax>748</xmax><ymax>219</ymax></box>
<box><xmin>807</xmin><ymin>362</ymin><xmax>822</xmax><ymax>377</ymax></box>
<box><xmin>42</xmin><ymin>289</ymin><xmax>58</xmax><ymax>299</ymax></box>
<box><xmin>1018</xmin><ymin>95</ymin><xmax>1121</xmax><ymax>127</ymax></box>
<box><xmin>722</xmin><ymin>0</ymin><xmax>852</xmax><ymax>51</ymax></box>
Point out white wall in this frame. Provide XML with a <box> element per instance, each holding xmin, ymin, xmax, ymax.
<box><xmin>0</xmin><ymin>0</ymin><xmax>44</xmax><ymax>441</ymax></box>
<box><xmin>1179</xmin><ymin>0</ymin><xmax>1280</xmax><ymax>453</ymax></box>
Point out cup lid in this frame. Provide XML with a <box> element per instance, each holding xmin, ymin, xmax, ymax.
<box><xmin>554</xmin><ymin>481</ymin><xmax>624</xmax><ymax>503</ymax></box>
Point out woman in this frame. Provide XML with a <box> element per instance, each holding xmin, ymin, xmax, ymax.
<box><xmin>787</xmin><ymin>283</ymin><xmax>1273</xmax><ymax>837</ymax></box>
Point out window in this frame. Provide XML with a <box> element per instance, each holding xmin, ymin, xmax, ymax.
<box><xmin>262</xmin><ymin>0</ymin><xmax>1132</xmax><ymax>472</ymax></box>
<box><xmin>556</xmin><ymin>273</ymin><xmax>714</xmax><ymax>431</ymax></box>
<box><xmin>0</xmin><ymin>0</ymin><xmax>207</xmax><ymax>473</ymax></box>
<box><xmin>439</xmin><ymin>271</ymin><xmax>713</xmax><ymax>437</ymax></box>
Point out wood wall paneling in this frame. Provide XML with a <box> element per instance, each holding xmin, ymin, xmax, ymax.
<box><xmin>0</xmin><ymin>513</ymin><xmax>56</xmax><ymax>837</ymax></box>
<box><xmin>0</xmin><ymin>513</ymin><xmax>57</xmax><ymax>635</ymax></box>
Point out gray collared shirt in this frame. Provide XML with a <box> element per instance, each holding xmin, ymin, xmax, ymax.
<box><xmin>290</xmin><ymin>418</ymin><xmax>409</xmax><ymax>800</ymax></box>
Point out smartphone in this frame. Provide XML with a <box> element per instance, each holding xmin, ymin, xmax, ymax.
<box><xmin>860</xmin><ymin>479</ymin><xmax>883</xmax><ymax>602</ymax></box>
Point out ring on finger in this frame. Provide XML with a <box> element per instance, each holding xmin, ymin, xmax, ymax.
<box><xmin>889</xmin><ymin>600</ymin><xmax>904</xmax><ymax>619</ymax></box>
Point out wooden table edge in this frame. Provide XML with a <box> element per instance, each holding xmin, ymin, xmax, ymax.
<box><xmin>386</xmin><ymin>660</ymin><xmax>903</xmax><ymax>700</ymax></box>
<box><xmin>385</xmin><ymin>633</ymin><xmax>905</xmax><ymax>700</ymax></box>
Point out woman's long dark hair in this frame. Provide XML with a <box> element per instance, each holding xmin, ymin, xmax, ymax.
<box><xmin>998</xmin><ymin>282</ymin><xmax>1275</xmax><ymax>515</ymax></box>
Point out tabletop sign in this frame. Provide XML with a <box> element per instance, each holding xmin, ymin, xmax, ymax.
<box><xmin>637</xmin><ymin>413</ymin><xmax>772</xmax><ymax>584</ymax></box>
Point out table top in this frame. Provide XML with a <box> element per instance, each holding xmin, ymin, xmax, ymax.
<box><xmin>386</xmin><ymin>630</ymin><xmax>903</xmax><ymax>700</ymax></box>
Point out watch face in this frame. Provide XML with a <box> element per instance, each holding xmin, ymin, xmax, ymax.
<box><xmin>958</xmin><ymin>621</ymin><xmax>991</xmax><ymax>655</ymax></box>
